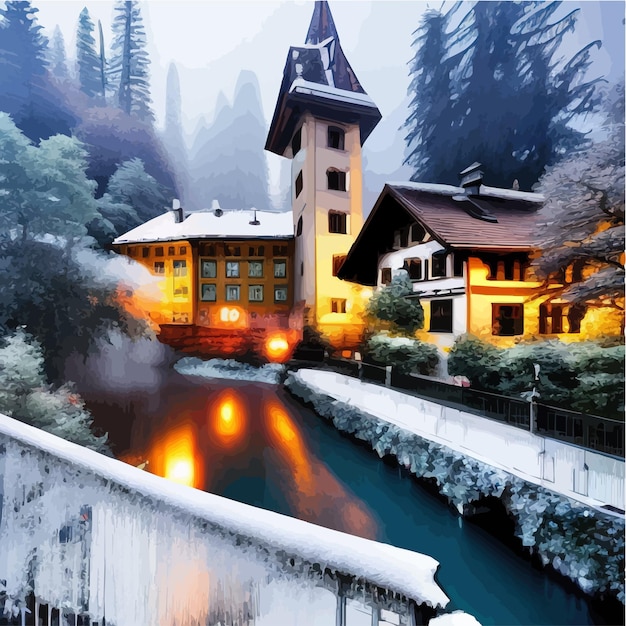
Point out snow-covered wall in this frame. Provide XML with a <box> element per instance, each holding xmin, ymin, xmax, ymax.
<box><xmin>292</xmin><ymin>370</ymin><xmax>624</xmax><ymax>511</ymax></box>
<box><xmin>0</xmin><ymin>412</ymin><xmax>451</xmax><ymax>625</ymax></box>
<box><xmin>285</xmin><ymin>370</ymin><xmax>625</xmax><ymax>605</ymax></box>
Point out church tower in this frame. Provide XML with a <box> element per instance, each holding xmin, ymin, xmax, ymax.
<box><xmin>265</xmin><ymin>0</ymin><xmax>381</xmax><ymax>349</ymax></box>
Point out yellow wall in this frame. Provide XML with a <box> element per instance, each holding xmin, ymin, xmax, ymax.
<box><xmin>114</xmin><ymin>238</ymin><xmax>294</xmax><ymax>329</ymax></box>
<box><xmin>467</xmin><ymin>256</ymin><xmax>622</xmax><ymax>346</ymax></box>
<box><xmin>289</xmin><ymin>115</ymin><xmax>370</xmax><ymax>348</ymax></box>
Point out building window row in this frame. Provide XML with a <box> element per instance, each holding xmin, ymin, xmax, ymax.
<box><xmin>130</xmin><ymin>245</ymin><xmax>187</xmax><ymax>258</ymax></box>
<box><xmin>201</xmin><ymin>284</ymin><xmax>288</xmax><ymax>303</ymax></box>
<box><xmin>200</xmin><ymin>259</ymin><xmax>287</xmax><ymax>279</ymax></box>
<box><xmin>381</xmin><ymin>252</ymin><xmax>463</xmax><ymax>284</ymax></box>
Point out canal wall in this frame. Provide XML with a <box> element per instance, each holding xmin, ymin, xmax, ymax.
<box><xmin>285</xmin><ymin>370</ymin><xmax>625</xmax><ymax>605</ymax></box>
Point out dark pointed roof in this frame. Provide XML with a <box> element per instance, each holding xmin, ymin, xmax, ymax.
<box><xmin>304</xmin><ymin>0</ymin><xmax>364</xmax><ymax>93</ymax></box>
<box><xmin>265</xmin><ymin>0</ymin><xmax>381</xmax><ymax>156</ymax></box>
<box><xmin>338</xmin><ymin>183</ymin><xmax>544</xmax><ymax>286</ymax></box>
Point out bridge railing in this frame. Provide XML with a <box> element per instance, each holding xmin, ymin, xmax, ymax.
<box><xmin>326</xmin><ymin>359</ymin><xmax>623</xmax><ymax>459</ymax></box>
<box><xmin>0</xmin><ymin>413</ymin><xmax>449</xmax><ymax>626</ymax></box>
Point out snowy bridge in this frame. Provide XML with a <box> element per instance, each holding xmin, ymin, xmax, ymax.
<box><xmin>0</xmin><ymin>412</ymin><xmax>463</xmax><ymax>626</ymax></box>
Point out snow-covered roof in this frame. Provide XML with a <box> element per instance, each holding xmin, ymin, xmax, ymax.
<box><xmin>386</xmin><ymin>181</ymin><xmax>544</xmax><ymax>203</ymax></box>
<box><xmin>113</xmin><ymin>209</ymin><xmax>294</xmax><ymax>245</ymax></box>
<box><xmin>0</xmin><ymin>412</ymin><xmax>450</xmax><ymax>609</ymax></box>
<box><xmin>289</xmin><ymin>78</ymin><xmax>378</xmax><ymax>109</ymax></box>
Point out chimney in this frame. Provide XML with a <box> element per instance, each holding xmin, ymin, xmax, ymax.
<box><xmin>249</xmin><ymin>209</ymin><xmax>260</xmax><ymax>226</ymax></box>
<box><xmin>211</xmin><ymin>199</ymin><xmax>223</xmax><ymax>217</ymax></box>
<box><xmin>171</xmin><ymin>198</ymin><xmax>184</xmax><ymax>223</ymax></box>
<box><xmin>459</xmin><ymin>162</ymin><xmax>483</xmax><ymax>195</ymax></box>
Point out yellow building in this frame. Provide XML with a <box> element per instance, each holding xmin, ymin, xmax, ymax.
<box><xmin>265</xmin><ymin>0</ymin><xmax>381</xmax><ymax>349</ymax></box>
<box><xmin>339</xmin><ymin>164</ymin><xmax>622</xmax><ymax>348</ymax></box>
<box><xmin>112</xmin><ymin>207</ymin><xmax>300</xmax><ymax>359</ymax></box>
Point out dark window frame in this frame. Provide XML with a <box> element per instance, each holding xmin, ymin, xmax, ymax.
<box><xmin>327</xmin><ymin>126</ymin><xmax>345</xmax><ymax>151</ymax></box>
<box><xmin>328</xmin><ymin>211</ymin><xmax>347</xmax><ymax>234</ymax></box>
<box><xmin>200</xmin><ymin>284</ymin><xmax>217</xmax><ymax>302</ymax></box>
<box><xmin>429</xmin><ymin>299</ymin><xmax>453</xmax><ymax>333</ymax></box>
<box><xmin>201</xmin><ymin>259</ymin><xmax>217</xmax><ymax>279</ymax></box>
<box><xmin>331</xmin><ymin>298</ymin><xmax>347</xmax><ymax>314</ymax></box>
<box><xmin>332</xmin><ymin>255</ymin><xmax>346</xmax><ymax>277</ymax></box>
<box><xmin>381</xmin><ymin>267</ymin><xmax>392</xmax><ymax>285</ymax></box>
<box><xmin>431</xmin><ymin>251</ymin><xmax>448</xmax><ymax>278</ymax></box>
<box><xmin>492</xmin><ymin>303</ymin><xmax>524</xmax><ymax>336</ymax></box>
<box><xmin>295</xmin><ymin>170</ymin><xmax>303</xmax><ymax>198</ymax></box>
<box><xmin>327</xmin><ymin>169</ymin><xmax>347</xmax><ymax>192</ymax></box>
<box><xmin>291</xmin><ymin>127</ymin><xmax>302</xmax><ymax>155</ymax></box>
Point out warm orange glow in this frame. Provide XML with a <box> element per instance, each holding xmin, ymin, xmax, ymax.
<box><xmin>148</xmin><ymin>423</ymin><xmax>202</xmax><ymax>489</ymax></box>
<box><xmin>264</xmin><ymin>398</ymin><xmax>377</xmax><ymax>539</ymax></box>
<box><xmin>264</xmin><ymin>332</ymin><xmax>291</xmax><ymax>362</ymax></box>
<box><xmin>210</xmin><ymin>391</ymin><xmax>247</xmax><ymax>448</ymax></box>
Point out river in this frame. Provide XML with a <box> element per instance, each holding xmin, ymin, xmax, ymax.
<box><xmin>86</xmin><ymin>367</ymin><xmax>608</xmax><ymax>626</ymax></box>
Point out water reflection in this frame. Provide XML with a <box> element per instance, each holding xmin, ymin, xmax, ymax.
<box><xmin>124</xmin><ymin>378</ymin><xmax>376</xmax><ymax>539</ymax></box>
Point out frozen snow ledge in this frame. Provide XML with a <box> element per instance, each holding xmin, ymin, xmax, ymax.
<box><xmin>174</xmin><ymin>357</ymin><xmax>285</xmax><ymax>384</ymax></box>
<box><xmin>0</xmin><ymin>412</ymin><xmax>449</xmax><ymax>624</ymax></box>
<box><xmin>285</xmin><ymin>371</ymin><xmax>626</xmax><ymax>605</ymax></box>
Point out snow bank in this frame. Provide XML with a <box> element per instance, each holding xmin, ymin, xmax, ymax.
<box><xmin>430</xmin><ymin>612</ymin><xmax>483</xmax><ymax>626</ymax></box>
<box><xmin>285</xmin><ymin>370</ymin><xmax>625</xmax><ymax>605</ymax></box>
<box><xmin>174</xmin><ymin>357</ymin><xmax>285</xmax><ymax>384</ymax></box>
<box><xmin>0</xmin><ymin>411</ymin><xmax>450</xmax><ymax>624</ymax></box>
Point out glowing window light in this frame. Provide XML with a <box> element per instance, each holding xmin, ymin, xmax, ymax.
<box><xmin>265</xmin><ymin>333</ymin><xmax>290</xmax><ymax>362</ymax></box>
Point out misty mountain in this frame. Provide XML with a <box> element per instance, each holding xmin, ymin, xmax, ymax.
<box><xmin>187</xmin><ymin>70</ymin><xmax>270</xmax><ymax>211</ymax></box>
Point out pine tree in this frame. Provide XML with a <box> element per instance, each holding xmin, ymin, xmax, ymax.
<box><xmin>405</xmin><ymin>1</ymin><xmax>602</xmax><ymax>190</ymax></box>
<box><xmin>97</xmin><ymin>20</ymin><xmax>107</xmax><ymax>101</ymax></box>
<box><xmin>49</xmin><ymin>25</ymin><xmax>69</xmax><ymax>81</ymax></box>
<box><xmin>0</xmin><ymin>1</ymin><xmax>75</xmax><ymax>141</ymax></box>
<box><xmin>162</xmin><ymin>62</ymin><xmax>188</xmax><ymax>202</ymax></box>
<box><xmin>76</xmin><ymin>7</ymin><xmax>102</xmax><ymax>99</ymax></box>
<box><xmin>109</xmin><ymin>0</ymin><xmax>153</xmax><ymax>122</ymax></box>
<box><xmin>404</xmin><ymin>6</ymin><xmax>466</xmax><ymax>183</ymax></box>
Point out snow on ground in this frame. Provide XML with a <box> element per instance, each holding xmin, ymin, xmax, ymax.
<box><xmin>430</xmin><ymin>612</ymin><xmax>482</xmax><ymax>626</ymax></box>
<box><xmin>174</xmin><ymin>357</ymin><xmax>285</xmax><ymax>384</ymax></box>
<box><xmin>0</xmin><ymin>411</ymin><xmax>450</xmax><ymax>620</ymax></box>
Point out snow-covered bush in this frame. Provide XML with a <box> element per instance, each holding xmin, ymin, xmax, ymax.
<box><xmin>174</xmin><ymin>357</ymin><xmax>285</xmax><ymax>384</ymax></box>
<box><xmin>366</xmin><ymin>274</ymin><xmax>424</xmax><ymax>335</ymax></box>
<box><xmin>0</xmin><ymin>330</ymin><xmax>109</xmax><ymax>453</ymax></box>
<box><xmin>366</xmin><ymin>332</ymin><xmax>439</xmax><ymax>375</ymax></box>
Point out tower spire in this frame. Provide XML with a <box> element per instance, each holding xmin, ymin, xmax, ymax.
<box><xmin>305</xmin><ymin>0</ymin><xmax>339</xmax><ymax>45</ymax></box>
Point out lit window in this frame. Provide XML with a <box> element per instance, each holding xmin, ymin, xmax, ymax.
<box><xmin>173</xmin><ymin>260</ymin><xmax>187</xmax><ymax>277</ymax></box>
<box><xmin>295</xmin><ymin>171</ymin><xmax>303</xmax><ymax>198</ymax></box>
<box><xmin>226</xmin><ymin>285</ymin><xmax>240</xmax><ymax>301</ymax></box>
<box><xmin>249</xmin><ymin>285</ymin><xmax>264</xmax><ymax>302</ymax></box>
<box><xmin>328</xmin><ymin>211</ymin><xmax>347</xmax><ymax>234</ymax></box>
<box><xmin>327</xmin><ymin>169</ymin><xmax>346</xmax><ymax>191</ymax></box>
<box><xmin>331</xmin><ymin>298</ymin><xmax>347</xmax><ymax>313</ymax></box>
<box><xmin>201</xmin><ymin>284</ymin><xmax>216</xmax><ymax>302</ymax></box>
<box><xmin>154</xmin><ymin>261</ymin><xmax>165</xmax><ymax>275</ymax></box>
<box><xmin>201</xmin><ymin>260</ymin><xmax>216</xmax><ymax>278</ymax></box>
<box><xmin>226</xmin><ymin>261</ymin><xmax>240</xmax><ymax>278</ymax></box>
<box><xmin>492</xmin><ymin>304</ymin><xmax>523</xmax><ymax>336</ymax></box>
<box><xmin>327</xmin><ymin>126</ymin><xmax>345</xmax><ymax>150</ymax></box>
<box><xmin>381</xmin><ymin>267</ymin><xmax>392</xmax><ymax>285</ymax></box>
<box><xmin>274</xmin><ymin>260</ymin><xmax>287</xmax><ymax>278</ymax></box>
<box><xmin>248</xmin><ymin>261</ymin><xmax>263</xmax><ymax>278</ymax></box>
<box><xmin>429</xmin><ymin>299</ymin><xmax>453</xmax><ymax>333</ymax></box>
<box><xmin>274</xmin><ymin>287</ymin><xmax>288</xmax><ymax>302</ymax></box>
<box><xmin>431</xmin><ymin>251</ymin><xmax>447</xmax><ymax>278</ymax></box>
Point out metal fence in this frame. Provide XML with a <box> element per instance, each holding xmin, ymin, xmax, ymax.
<box><xmin>325</xmin><ymin>358</ymin><xmax>623</xmax><ymax>458</ymax></box>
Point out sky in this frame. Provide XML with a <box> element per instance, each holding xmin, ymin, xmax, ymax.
<box><xmin>33</xmin><ymin>0</ymin><xmax>625</xmax><ymax>195</ymax></box>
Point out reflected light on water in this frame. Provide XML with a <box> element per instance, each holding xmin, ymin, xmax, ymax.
<box><xmin>149</xmin><ymin>422</ymin><xmax>203</xmax><ymax>489</ymax></box>
<box><xmin>264</xmin><ymin>399</ymin><xmax>377</xmax><ymax>539</ymax></box>
<box><xmin>211</xmin><ymin>390</ymin><xmax>247</xmax><ymax>449</ymax></box>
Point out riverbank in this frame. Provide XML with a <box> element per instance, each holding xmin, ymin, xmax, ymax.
<box><xmin>285</xmin><ymin>368</ymin><xmax>625</xmax><ymax>613</ymax></box>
